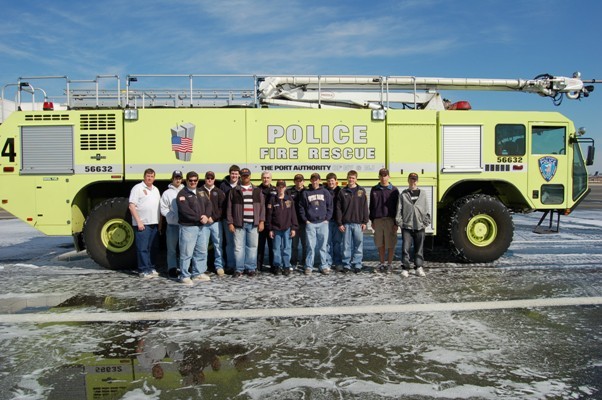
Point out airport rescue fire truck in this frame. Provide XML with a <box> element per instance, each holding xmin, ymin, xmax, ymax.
<box><xmin>0</xmin><ymin>72</ymin><xmax>597</xmax><ymax>269</ymax></box>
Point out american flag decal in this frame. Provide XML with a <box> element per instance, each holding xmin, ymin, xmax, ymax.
<box><xmin>171</xmin><ymin>136</ymin><xmax>193</xmax><ymax>153</ymax></box>
<box><xmin>171</xmin><ymin>123</ymin><xmax>195</xmax><ymax>161</ymax></box>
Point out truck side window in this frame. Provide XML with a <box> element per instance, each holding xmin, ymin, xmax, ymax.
<box><xmin>532</xmin><ymin>126</ymin><xmax>566</xmax><ymax>155</ymax></box>
<box><xmin>495</xmin><ymin>124</ymin><xmax>525</xmax><ymax>156</ymax></box>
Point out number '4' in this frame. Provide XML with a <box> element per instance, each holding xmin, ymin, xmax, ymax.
<box><xmin>1</xmin><ymin>138</ymin><xmax>16</xmax><ymax>162</ymax></box>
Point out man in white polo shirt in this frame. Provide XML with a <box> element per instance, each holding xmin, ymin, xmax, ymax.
<box><xmin>129</xmin><ymin>168</ymin><xmax>161</xmax><ymax>278</ymax></box>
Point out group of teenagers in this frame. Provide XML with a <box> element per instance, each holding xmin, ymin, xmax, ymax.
<box><xmin>128</xmin><ymin>165</ymin><xmax>431</xmax><ymax>284</ymax></box>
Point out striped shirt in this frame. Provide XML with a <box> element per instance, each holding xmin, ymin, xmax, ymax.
<box><xmin>242</xmin><ymin>185</ymin><xmax>254</xmax><ymax>223</ymax></box>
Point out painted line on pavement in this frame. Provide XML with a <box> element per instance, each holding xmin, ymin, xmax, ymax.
<box><xmin>0</xmin><ymin>296</ymin><xmax>601</xmax><ymax>324</ymax></box>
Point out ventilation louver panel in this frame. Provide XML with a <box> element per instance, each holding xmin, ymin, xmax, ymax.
<box><xmin>79</xmin><ymin>114</ymin><xmax>117</xmax><ymax>150</ymax></box>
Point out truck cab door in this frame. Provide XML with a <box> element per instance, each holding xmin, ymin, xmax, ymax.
<box><xmin>528</xmin><ymin>124</ymin><xmax>569</xmax><ymax>209</ymax></box>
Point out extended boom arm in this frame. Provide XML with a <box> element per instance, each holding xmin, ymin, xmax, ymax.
<box><xmin>258</xmin><ymin>72</ymin><xmax>598</xmax><ymax>109</ymax></box>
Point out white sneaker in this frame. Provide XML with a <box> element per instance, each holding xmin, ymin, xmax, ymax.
<box><xmin>401</xmin><ymin>269</ymin><xmax>409</xmax><ymax>278</ymax></box>
<box><xmin>150</xmin><ymin>269</ymin><xmax>159</xmax><ymax>277</ymax></box>
<box><xmin>416</xmin><ymin>267</ymin><xmax>426</xmax><ymax>277</ymax></box>
<box><xmin>216</xmin><ymin>268</ymin><xmax>225</xmax><ymax>277</ymax></box>
<box><xmin>179</xmin><ymin>277</ymin><xmax>193</xmax><ymax>285</ymax></box>
<box><xmin>192</xmin><ymin>274</ymin><xmax>211</xmax><ymax>282</ymax></box>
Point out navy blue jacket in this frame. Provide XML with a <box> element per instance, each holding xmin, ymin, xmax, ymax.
<box><xmin>266</xmin><ymin>194</ymin><xmax>299</xmax><ymax>232</ymax></box>
<box><xmin>299</xmin><ymin>184</ymin><xmax>333</xmax><ymax>223</ymax></box>
<box><xmin>369</xmin><ymin>183</ymin><xmax>399</xmax><ymax>222</ymax></box>
<box><xmin>336</xmin><ymin>185</ymin><xmax>369</xmax><ymax>225</ymax></box>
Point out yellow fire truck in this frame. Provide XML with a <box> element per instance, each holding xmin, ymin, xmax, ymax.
<box><xmin>0</xmin><ymin>72</ymin><xmax>596</xmax><ymax>269</ymax></box>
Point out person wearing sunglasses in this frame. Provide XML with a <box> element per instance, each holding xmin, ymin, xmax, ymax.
<box><xmin>177</xmin><ymin>171</ymin><xmax>213</xmax><ymax>284</ymax></box>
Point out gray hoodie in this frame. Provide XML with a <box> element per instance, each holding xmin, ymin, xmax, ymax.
<box><xmin>160</xmin><ymin>183</ymin><xmax>182</xmax><ymax>225</ymax></box>
<box><xmin>395</xmin><ymin>188</ymin><xmax>431</xmax><ymax>230</ymax></box>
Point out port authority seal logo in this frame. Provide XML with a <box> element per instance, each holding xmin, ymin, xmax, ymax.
<box><xmin>538</xmin><ymin>156</ymin><xmax>558</xmax><ymax>182</ymax></box>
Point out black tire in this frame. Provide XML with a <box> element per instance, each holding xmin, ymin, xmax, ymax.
<box><xmin>446</xmin><ymin>194</ymin><xmax>513</xmax><ymax>263</ymax></box>
<box><xmin>83</xmin><ymin>197</ymin><xmax>137</xmax><ymax>270</ymax></box>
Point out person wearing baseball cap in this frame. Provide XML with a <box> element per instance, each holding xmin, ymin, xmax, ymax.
<box><xmin>370</xmin><ymin>167</ymin><xmax>399</xmax><ymax>273</ymax></box>
<box><xmin>286</xmin><ymin>174</ymin><xmax>308</xmax><ymax>268</ymax></box>
<box><xmin>266</xmin><ymin>179</ymin><xmax>299</xmax><ymax>275</ymax></box>
<box><xmin>395</xmin><ymin>172</ymin><xmax>430</xmax><ymax>277</ymax></box>
<box><xmin>199</xmin><ymin>171</ymin><xmax>226</xmax><ymax>276</ymax></box>
<box><xmin>299</xmin><ymin>172</ymin><xmax>333</xmax><ymax>275</ymax></box>
<box><xmin>160</xmin><ymin>170</ymin><xmax>185</xmax><ymax>278</ymax></box>
<box><xmin>226</xmin><ymin>167</ymin><xmax>265</xmax><ymax>278</ymax></box>
<box><xmin>177</xmin><ymin>171</ymin><xmax>213</xmax><ymax>284</ymax></box>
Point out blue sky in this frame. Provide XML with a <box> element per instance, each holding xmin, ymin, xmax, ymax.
<box><xmin>2</xmin><ymin>0</ymin><xmax>601</xmax><ymax>172</ymax></box>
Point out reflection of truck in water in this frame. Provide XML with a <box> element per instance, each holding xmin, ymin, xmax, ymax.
<box><xmin>0</xmin><ymin>72</ymin><xmax>597</xmax><ymax>269</ymax></box>
<box><xmin>38</xmin><ymin>318</ymin><xmax>250</xmax><ymax>398</ymax></box>
<box><xmin>46</xmin><ymin>349</ymin><xmax>248</xmax><ymax>399</ymax></box>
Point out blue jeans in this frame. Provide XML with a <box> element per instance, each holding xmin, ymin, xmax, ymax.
<box><xmin>233</xmin><ymin>223</ymin><xmax>259</xmax><ymax>272</ymax></box>
<box><xmin>135</xmin><ymin>224</ymin><xmax>159</xmax><ymax>274</ymax></box>
<box><xmin>222</xmin><ymin>220</ymin><xmax>236</xmax><ymax>268</ymax></box>
<box><xmin>165</xmin><ymin>224</ymin><xmax>180</xmax><ymax>270</ymax></box>
<box><xmin>328</xmin><ymin>220</ymin><xmax>343</xmax><ymax>266</ymax></box>
<box><xmin>179</xmin><ymin>225</ymin><xmax>209</xmax><ymax>279</ymax></box>
<box><xmin>342</xmin><ymin>223</ymin><xmax>364</xmax><ymax>270</ymax></box>
<box><xmin>206</xmin><ymin>221</ymin><xmax>223</xmax><ymax>270</ymax></box>
<box><xmin>305</xmin><ymin>221</ymin><xmax>329</xmax><ymax>271</ymax></box>
<box><xmin>291</xmin><ymin>223</ymin><xmax>307</xmax><ymax>266</ymax></box>
<box><xmin>272</xmin><ymin>229</ymin><xmax>292</xmax><ymax>269</ymax></box>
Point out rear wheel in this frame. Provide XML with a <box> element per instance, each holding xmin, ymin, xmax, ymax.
<box><xmin>83</xmin><ymin>197</ymin><xmax>137</xmax><ymax>270</ymax></box>
<box><xmin>447</xmin><ymin>194</ymin><xmax>513</xmax><ymax>263</ymax></box>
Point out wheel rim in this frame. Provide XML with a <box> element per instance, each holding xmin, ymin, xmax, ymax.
<box><xmin>466</xmin><ymin>214</ymin><xmax>497</xmax><ymax>247</ymax></box>
<box><xmin>101</xmin><ymin>218</ymin><xmax>135</xmax><ymax>253</ymax></box>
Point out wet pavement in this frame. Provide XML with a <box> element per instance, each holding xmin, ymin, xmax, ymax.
<box><xmin>0</xmin><ymin>208</ymin><xmax>601</xmax><ymax>399</ymax></box>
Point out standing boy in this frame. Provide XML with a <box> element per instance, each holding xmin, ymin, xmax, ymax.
<box><xmin>160</xmin><ymin>170</ymin><xmax>184</xmax><ymax>279</ymax></box>
<box><xmin>325</xmin><ymin>172</ymin><xmax>343</xmax><ymax>270</ymax></box>
<box><xmin>336</xmin><ymin>170</ymin><xmax>369</xmax><ymax>273</ymax></box>
<box><xmin>199</xmin><ymin>170</ymin><xmax>226</xmax><ymax>276</ymax></box>
<box><xmin>219</xmin><ymin>164</ymin><xmax>240</xmax><ymax>272</ymax></box>
<box><xmin>286</xmin><ymin>174</ymin><xmax>307</xmax><ymax>268</ymax></box>
<box><xmin>266</xmin><ymin>180</ymin><xmax>298</xmax><ymax>275</ymax></box>
<box><xmin>257</xmin><ymin>171</ymin><xmax>277</xmax><ymax>271</ymax></box>
<box><xmin>299</xmin><ymin>173</ymin><xmax>333</xmax><ymax>275</ymax></box>
<box><xmin>395</xmin><ymin>172</ymin><xmax>430</xmax><ymax>277</ymax></box>
<box><xmin>227</xmin><ymin>168</ymin><xmax>265</xmax><ymax>277</ymax></box>
<box><xmin>369</xmin><ymin>168</ymin><xmax>399</xmax><ymax>273</ymax></box>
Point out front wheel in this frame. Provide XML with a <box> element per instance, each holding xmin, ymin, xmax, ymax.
<box><xmin>83</xmin><ymin>197</ymin><xmax>137</xmax><ymax>270</ymax></box>
<box><xmin>447</xmin><ymin>194</ymin><xmax>513</xmax><ymax>263</ymax></box>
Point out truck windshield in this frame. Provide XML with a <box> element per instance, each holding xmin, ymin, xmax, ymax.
<box><xmin>572</xmin><ymin>142</ymin><xmax>588</xmax><ymax>201</ymax></box>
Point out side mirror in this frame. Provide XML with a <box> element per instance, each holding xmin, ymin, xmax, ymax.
<box><xmin>586</xmin><ymin>145</ymin><xmax>595</xmax><ymax>166</ymax></box>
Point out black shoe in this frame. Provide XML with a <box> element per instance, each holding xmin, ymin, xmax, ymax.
<box><xmin>353</xmin><ymin>268</ymin><xmax>362</xmax><ymax>274</ymax></box>
<box><xmin>283</xmin><ymin>268</ymin><xmax>291</xmax><ymax>276</ymax></box>
<box><xmin>167</xmin><ymin>269</ymin><xmax>179</xmax><ymax>279</ymax></box>
<box><xmin>246</xmin><ymin>270</ymin><xmax>257</xmax><ymax>277</ymax></box>
<box><xmin>233</xmin><ymin>271</ymin><xmax>242</xmax><ymax>278</ymax></box>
